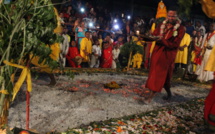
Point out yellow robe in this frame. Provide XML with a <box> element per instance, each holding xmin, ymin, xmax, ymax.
<box><xmin>80</xmin><ymin>37</ymin><xmax>92</xmax><ymax>62</ymax></box>
<box><xmin>175</xmin><ymin>33</ymin><xmax>191</xmax><ymax>64</ymax></box>
<box><xmin>205</xmin><ymin>46</ymin><xmax>215</xmax><ymax>71</ymax></box>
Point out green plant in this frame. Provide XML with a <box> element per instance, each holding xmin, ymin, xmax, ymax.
<box><xmin>0</xmin><ymin>0</ymin><xmax>62</xmax><ymax>126</ymax></box>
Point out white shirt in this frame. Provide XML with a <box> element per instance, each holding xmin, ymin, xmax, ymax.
<box><xmin>112</xmin><ymin>49</ymin><xmax>120</xmax><ymax>60</ymax></box>
<box><xmin>92</xmin><ymin>45</ymin><xmax>101</xmax><ymax>56</ymax></box>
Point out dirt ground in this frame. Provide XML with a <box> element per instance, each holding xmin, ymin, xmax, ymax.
<box><xmin>8</xmin><ymin>73</ymin><xmax>210</xmax><ymax>133</ymax></box>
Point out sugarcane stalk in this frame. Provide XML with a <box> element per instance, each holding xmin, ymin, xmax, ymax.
<box><xmin>26</xmin><ymin>56</ymin><xmax>31</xmax><ymax>130</ymax></box>
<box><xmin>0</xmin><ymin>94</ymin><xmax>6</xmax><ymax>125</ymax></box>
<box><xmin>26</xmin><ymin>91</ymin><xmax>30</xmax><ymax>130</ymax></box>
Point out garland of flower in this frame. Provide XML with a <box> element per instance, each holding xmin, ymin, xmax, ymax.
<box><xmin>160</xmin><ymin>18</ymin><xmax>181</xmax><ymax>37</ymax></box>
<box><xmin>194</xmin><ymin>36</ymin><xmax>203</xmax><ymax>47</ymax></box>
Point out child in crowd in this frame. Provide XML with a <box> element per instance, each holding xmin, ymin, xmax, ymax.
<box><xmin>112</xmin><ymin>44</ymin><xmax>120</xmax><ymax>69</ymax></box>
<box><xmin>90</xmin><ymin>39</ymin><xmax>101</xmax><ymax>68</ymax></box>
<box><xmin>66</xmin><ymin>40</ymin><xmax>82</xmax><ymax>68</ymax></box>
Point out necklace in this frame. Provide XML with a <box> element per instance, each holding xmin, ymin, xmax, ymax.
<box><xmin>160</xmin><ymin>18</ymin><xmax>181</xmax><ymax>37</ymax></box>
<box><xmin>195</xmin><ymin>36</ymin><xmax>203</xmax><ymax>47</ymax></box>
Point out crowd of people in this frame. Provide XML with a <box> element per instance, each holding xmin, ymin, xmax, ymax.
<box><xmin>56</xmin><ymin>0</ymin><xmax>214</xmax><ymax>83</ymax></box>
<box><xmin>51</xmin><ymin>0</ymin><xmax>215</xmax><ymax>132</ymax></box>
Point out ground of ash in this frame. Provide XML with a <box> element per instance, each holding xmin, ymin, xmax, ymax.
<box><xmin>8</xmin><ymin>73</ymin><xmax>210</xmax><ymax>133</ymax></box>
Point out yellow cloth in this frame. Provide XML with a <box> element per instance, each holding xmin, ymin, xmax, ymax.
<box><xmin>132</xmin><ymin>41</ymin><xmax>143</xmax><ymax>68</ymax></box>
<box><xmin>53</xmin><ymin>8</ymin><xmax>63</xmax><ymax>34</ymax></box>
<box><xmin>155</xmin><ymin>0</ymin><xmax>167</xmax><ymax>19</ymax></box>
<box><xmin>201</xmin><ymin>0</ymin><xmax>215</xmax><ymax>19</ymax></box>
<box><xmin>132</xmin><ymin>36</ymin><xmax>138</xmax><ymax>42</ymax></box>
<box><xmin>31</xmin><ymin>43</ymin><xmax>60</xmax><ymax>73</ymax></box>
<box><xmin>66</xmin><ymin>34</ymin><xmax>71</xmax><ymax>43</ymax></box>
<box><xmin>175</xmin><ymin>33</ymin><xmax>191</xmax><ymax>64</ymax></box>
<box><xmin>191</xmin><ymin>51</ymin><xmax>197</xmax><ymax>72</ymax></box>
<box><xmin>205</xmin><ymin>46</ymin><xmax>215</xmax><ymax>71</ymax></box>
<box><xmin>3</xmin><ymin>61</ymin><xmax>32</xmax><ymax>101</ymax></box>
<box><xmin>150</xmin><ymin>23</ymin><xmax>156</xmax><ymax>54</ymax></box>
<box><xmin>80</xmin><ymin>37</ymin><xmax>92</xmax><ymax>62</ymax></box>
<box><xmin>99</xmin><ymin>39</ymin><xmax>103</xmax><ymax>49</ymax></box>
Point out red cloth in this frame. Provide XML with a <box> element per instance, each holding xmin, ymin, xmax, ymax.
<box><xmin>66</xmin><ymin>46</ymin><xmax>82</xmax><ymax>68</ymax></box>
<box><xmin>204</xmin><ymin>80</ymin><xmax>215</xmax><ymax>126</ymax></box>
<box><xmin>194</xmin><ymin>45</ymin><xmax>202</xmax><ymax>65</ymax></box>
<box><xmin>144</xmin><ymin>42</ymin><xmax>152</xmax><ymax>69</ymax></box>
<box><xmin>145</xmin><ymin>24</ymin><xmax>185</xmax><ymax>92</ymax></box>
<box><xmin>100</xmin><ymin>44</ymin><xmax>113</xmax><ymax>68</ymax></box>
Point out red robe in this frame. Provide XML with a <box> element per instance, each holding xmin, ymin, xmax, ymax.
<box><xmin>145</xmin><ymin>24</ymin><xmax>185</xmax><ymax>92</ymax></box>
<box><xmin>66</xmin><ymin>46</ymin><xmax>81</xmax><ymax>68</ymax></box>
<box><xmin>100</xmin><ymin>44</ymin><xmax>113</xmax><ymax>68</ymax></box>
<box><xmin>204</xmin><ymin>80</ymin><xmax>215</xmax><ymax>127</ymax></box>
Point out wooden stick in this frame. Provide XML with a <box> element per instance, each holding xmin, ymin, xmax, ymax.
<box><xmin>26</xmin><ymin>91</ymin><xmax>30</xmax><ymax>130</ymax></box>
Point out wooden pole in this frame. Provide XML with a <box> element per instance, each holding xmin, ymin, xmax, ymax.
<box><xmin>26</xmin><ymin>59</ymin><xmax>30</xmax><ymax>130</ymax></box>
<box><xmin>127</xmin><ymin>51</ymin><xmax>132</xmax><ymax>71</ymax></box>
<box><xmin>26</xmin><ymin>91</ymin><xmax>30</xmax><ymax>130</ymax></box>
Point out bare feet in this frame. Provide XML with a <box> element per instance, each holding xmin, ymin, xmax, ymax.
<box><xmin>144</xmin><ymin>91</ymin><xmax>156</xmax><ymax>104</ymax></box>
<box><xmin>139</xmin><ymin>89</ymin><xmax>156</xmax><ymax>104</ymax></box>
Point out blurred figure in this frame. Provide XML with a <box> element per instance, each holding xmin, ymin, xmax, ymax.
<box><xmin>195</xmin><ymin>21</ymin><xmax>206</xmax><ymax>36</ymax></box>
<box><xmin>196</xmin><ymin>23</ymin><xmax>215</xmax><ymax>82</ymax></box>
<box><xmin>90</xmin><ymin>39</ymin><xmax>101</xmax><ymax>68</ymax></box>
<box><xmin>66</xmin><ymin>40</ymin><xmax>82</xmax><ymax>68</ymax></box>
<box><xmin>174</xmin><ymin>32</ymin><xmax>191</xmax><ymax>78</ymax></box>
<box><xmin>75</xmin><ymin>21</ymin><xmax>87</xmax><ymax>50</ymax></box>
<box><xmin>80</xmin><ymin>31</ymin><xmax>92</xmax><ymax>68</ymax></box>
<box><xmin>112</xmin><ymin>44</ymin><xmax>120</xmax><ymax>69</ymax></box>
<box><xmin>100</xmin><ymin>41</ymin><xmax>113</xmax><ymax>68</ymax></box>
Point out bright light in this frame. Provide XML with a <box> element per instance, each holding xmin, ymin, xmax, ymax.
<box><xmin>122</xmin><ymin>13</ymin><xmax>124</xmax><ymax>18</ymax></box>
<box><xmin>127</xmin><ymin>15</ymin><xmax>131</xmax><ymax>20</ymax></box>
<box><xmin>114</xmin><ymin>19</ymin><xmax>117</xmax><ymax>23</ymax></box>
<box><xmin>80</xmin><ymin>8</ymin><xmax>85</xmax><ymax>13</ymax></box>
<box><xmin>89</xmin><ymin>22</ymin><xmax>93</xmax><ymax>27</ymax></box>
<box><xmin>114</xmin><ymin>24</ymin><xmax>119</xmax><ymax>30</ymax></box>
<box><xmin>136</xmin><ymin>30</ymin><xmax>140</xmax><ymax>35</ymax></box>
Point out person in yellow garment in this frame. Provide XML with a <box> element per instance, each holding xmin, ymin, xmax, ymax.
<box><xmin>80</xmin><ymin>31</ymin><xmax>92</xmax><ymax>68</ymax></box>
<box><xmin>30</xmin><ymin>8</ymin><xmax>62</xmax><ymax>85</ymax></box>
<box><xmin>132</xmin><ymin>36</ymin><xmax>145</xmax><ymax>69</ymax></box>
<box><xmin>174</xmin><ymin>32</ymin><xmax>191</xmax><ymax>77</ymax></box>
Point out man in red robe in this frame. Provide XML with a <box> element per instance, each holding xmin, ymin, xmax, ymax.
<box><xmin>143</xmin><ymin>7</ymin><xmax>185</xmax><ymax>102</ymax></box>
<box><xmin>204</xmin><ymin>73</ymin><xmax>215</xmax><ymax>132</ymax></box>
<box><xmin>204</xmin><ymin>30</ymin><xmax>215</xmax><ymax>132</ymax></box>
